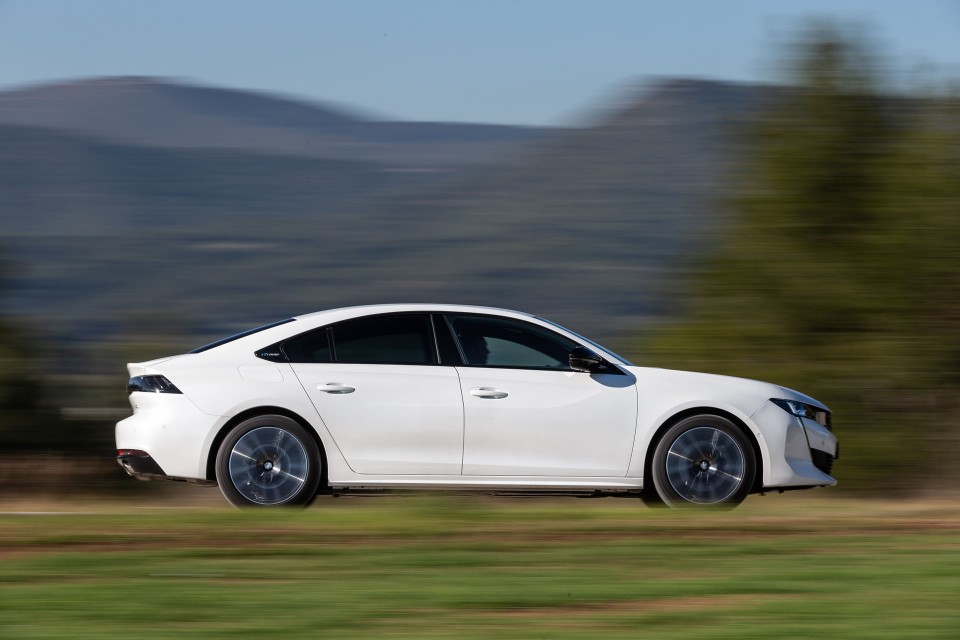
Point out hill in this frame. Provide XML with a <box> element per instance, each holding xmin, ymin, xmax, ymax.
<box><xmin>0</xmin><ymin>123</ymin><xmax>445</xmax><ymax>237</ymax></box>
<box><xmin>0</xmin><ymin>76</ymin><xmax>549</xmax><ymax>165</ymax></box>
<box><xmin>0</xmin><ymin>77</ymin><xmax>767</xmax><ymax>345</ymax></box>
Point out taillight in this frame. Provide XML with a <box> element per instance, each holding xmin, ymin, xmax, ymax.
<box><xmin>127</xmin><ymin>375</ymin><xmax>182</xmax><ymax>395</ymax></box>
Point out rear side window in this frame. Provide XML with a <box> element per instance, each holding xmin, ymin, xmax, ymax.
<box><xmin>282</xmin><ymin>329</ymin><xmax>332</xmax><ymax>363</ymax></box>
<box><xmin>332</xmin><ymin>314</ymin><xmax>437</xmax><ymax>365</ymax></box>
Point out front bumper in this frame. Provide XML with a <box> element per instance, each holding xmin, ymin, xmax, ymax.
<box><xmin>751</xmin><ymin>400</ymin><xmax>839</xmax><ymax>489</ymax></box>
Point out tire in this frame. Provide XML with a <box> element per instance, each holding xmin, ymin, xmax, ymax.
<box><xmin>650</xmin><ymin>415</ymin><xmax>755</xmax><ymax>508</ymax></box>
<box><xmin>215</xmin><ymin>415</ymin><xmax>322</xmax><ymax>508</ymax></box>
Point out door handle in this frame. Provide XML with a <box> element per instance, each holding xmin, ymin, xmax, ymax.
<box><xmin>470</xmin><ymin>387</ymin><xmax>508</xmax><ymax>399</ymax></box>
<box><xmin>317</xmin><ymin>383</ymin><xmax>355</xmax><ymax>394</ymax></box>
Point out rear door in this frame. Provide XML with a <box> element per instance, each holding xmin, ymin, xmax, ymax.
<box><xmin>288</xmin><ymin>313</ymin><xmax>464</xmax><ymax>475</ymax></box>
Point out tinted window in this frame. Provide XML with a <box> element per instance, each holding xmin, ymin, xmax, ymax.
<box><xmin>446</xmin><ymin>315</ymin><xmax>578</xmax><ymax>369</ymax></box>
<box><xmin>432</xmin><ymin>314</ymin><xmax>464</xmax><ymax>365</ymax></box>
<box><xmin>536</xmin><ymin>316</ymin><xmax>634</xmax><ymax>366</ymax></box>
<box><xmin>332</xmin><ymin>314</ymin><xmax>436</xmax><ymax>365</ymax></box>
<box><xmin>282</xmin><ymin>328</ymin><xmax>332</xmax><ymax>363</ymax></box>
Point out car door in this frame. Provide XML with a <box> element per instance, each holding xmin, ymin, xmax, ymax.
<box><xmin>446</xmin><ymin>314</ymin><xmax>638</xmax><ymax>477</ymax></box>
<box><xmin>287</xmin><ymin>313</ymin><xmax>464</xmax><ymax>475</ymax></box>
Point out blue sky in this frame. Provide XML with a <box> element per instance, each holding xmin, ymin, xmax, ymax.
<box><xmin>0</xmin><ymin>0</ymin><xmax>958</xmax><ymax>125</ymax></box>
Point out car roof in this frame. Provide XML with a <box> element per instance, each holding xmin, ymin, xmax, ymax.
<box><xmin>176</xmin><ymin>303</ymin><xmax>631</xmax><ymax>367</ymax></box>
<box><xmin>294</xmin><ymin>303</ymin><xmax>536</xmax><ymax>323</ymax></box>
<box><xmin>196</xmin><ymin>304</ymin><xmax>542</xmax><ymax>355</ymax></box>
<box><xmin>195</xmin><ymin>305</ymin><xmax>540</xmax><ymax>358</ymax></box>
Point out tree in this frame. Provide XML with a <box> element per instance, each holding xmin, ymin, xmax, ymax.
<box><xmin>642</xmin><ymin>23</ymin><xmax>960</xmax><ymax>491</ymax></box>
<box><xmin>0</xmin><ymin>241</ymin><xmax>76</xmax><ymax>453</ymax></box>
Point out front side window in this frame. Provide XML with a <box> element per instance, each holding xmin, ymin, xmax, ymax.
<box><xmin>332</xmin><ymin>314</ymin><xmax>437</xmax><ymax>365</ymax></box>
<box><xmin>446</xmin><ymin>315</ymin><xmax>578</xmax><ymax>369</ymax></box>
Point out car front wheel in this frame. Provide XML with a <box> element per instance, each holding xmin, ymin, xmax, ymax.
<box><xmin>215</xmin><ymin>415</ymin><xmax>322</xmax><ymax>507</ymax></box>
<box><xmin>650</xmin><ymin>415</ymin><xmax>755</xmax><ymax>508</ymax></box>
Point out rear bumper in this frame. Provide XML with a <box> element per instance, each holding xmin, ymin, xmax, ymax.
<box><xmin>116</xmin><ymin>451</ymin><xmax>167</xmax><ymax>480</ymax></box>
<box><xmin>116</xmin><ymin>450</ymin><xmax>216</xmax><ymax>485</ymax></box>
<box><xmin>116</xmin><ymin>392</ymin><xmax>222</xmax><ymax>480</ymax></box>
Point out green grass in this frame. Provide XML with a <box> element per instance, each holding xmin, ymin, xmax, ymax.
<box><xmin>0</xmin><ymin>495</ymin><xmax>958</xmax><ymax>639</ymax></box>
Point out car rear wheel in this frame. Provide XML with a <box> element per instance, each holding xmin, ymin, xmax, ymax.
<box><xmin>215</xmin><ymin>415</ymin><xmax>321</xmax><ymax>508</ymax></box>
<box><xmin>650</xmin><ymin>415</ymin><xmax>755</xmax><ymax>508</ymax></box>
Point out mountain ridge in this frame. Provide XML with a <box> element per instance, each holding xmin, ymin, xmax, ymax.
<box><xmin>0</xmin><ymin>76</ymin><xmax>552</xmax><ymax>165</ymax></box>
<box><xmin>0</xmin><ymin>76</ymin><xmax>770</xmax><ymax>342</ymax></box>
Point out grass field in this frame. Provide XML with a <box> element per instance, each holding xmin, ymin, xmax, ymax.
<box><xmin>0</xmin><ymin>493</ymin><xmax>958</xmax><ymax>639</ymax></box>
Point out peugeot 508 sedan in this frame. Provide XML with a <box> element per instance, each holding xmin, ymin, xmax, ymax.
<box><xmin>116</xmin><ymin>304</ymin><xmax>838</xmax><ymax>507</ymax></box>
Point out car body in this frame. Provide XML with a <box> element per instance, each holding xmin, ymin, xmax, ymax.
<box><xmin>116</xmin><ymin>304</ymin><xmax>838</xmax><ymax>507</ymax></box>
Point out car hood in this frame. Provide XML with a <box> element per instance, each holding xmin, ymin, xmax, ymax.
<box><xmin>624</xmin><ymin>366</ymin><xmax>829</xmax><ymax>414</ymax></box>
<box><xmin>625</xmin><ymin>366</ymin><xmax>788</xmax><ymax>411</ymax></box>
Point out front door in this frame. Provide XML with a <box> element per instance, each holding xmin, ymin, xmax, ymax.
<box><xmin>446</xmin><ymin>314</ymin><xmax>638</xmax><ymax>477</ymax></box>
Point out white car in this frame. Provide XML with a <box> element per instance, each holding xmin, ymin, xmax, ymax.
<box><xmin>116</xmin><ymin>304</ymin><xmax>837</xmax><ymax>508</ymax></box>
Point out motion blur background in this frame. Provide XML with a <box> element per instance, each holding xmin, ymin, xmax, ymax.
<box><xmin>2</xmin><ymin>3</ymin><xmax>960</xmax><ymax>639</ymax></box>
<box><xmin>1</xmin><ymin>0</ymin><xmax>959</xmax><ymax>495</ymax></box>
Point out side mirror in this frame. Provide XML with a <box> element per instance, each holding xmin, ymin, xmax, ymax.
<box><xmin>569</xmin><ymin>346</ymin><xmax>609</xmax><ymax>374</ymax></box>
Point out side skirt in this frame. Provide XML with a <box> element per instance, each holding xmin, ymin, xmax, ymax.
<box><xmin>327</xmin><ymin>475</ymin><xmax>644</xmax><ymax>495</ymax></box>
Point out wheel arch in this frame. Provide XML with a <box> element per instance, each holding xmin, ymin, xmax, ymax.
<box><xmin>205</xmin><ymin>406</ymin><xmax>329</xmax><ymax>490</ymax></box>
<box><xmin>643</xmin><ymin>406</ymin><xmax>764</xmax><ymax>494</ymax></box>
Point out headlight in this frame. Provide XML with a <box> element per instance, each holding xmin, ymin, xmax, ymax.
<box><xmin>770</xmin><ymin>398</ymin><xmax>831</xmax><ymax>430</ymax></box>
<box><xmin>127</xmin><ymin>375</ymin><xmax>182</xmax><ymax>395</ymax></box>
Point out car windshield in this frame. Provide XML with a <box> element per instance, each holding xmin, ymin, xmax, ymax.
<box><xmin>534</xmin><ymin>317</ymin><xmax>634</xmax><ymax>366</ymax></box>
<box><xmin>190</xmin><ymin>318</ymin><xmax>295</xmax><ymax>354</ymax></box>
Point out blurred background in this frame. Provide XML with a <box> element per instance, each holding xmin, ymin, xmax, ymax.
<box><xmin>0</xmin><ymin>0</ymin><xmax>959</xmax><ymax>496</ymax></box>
